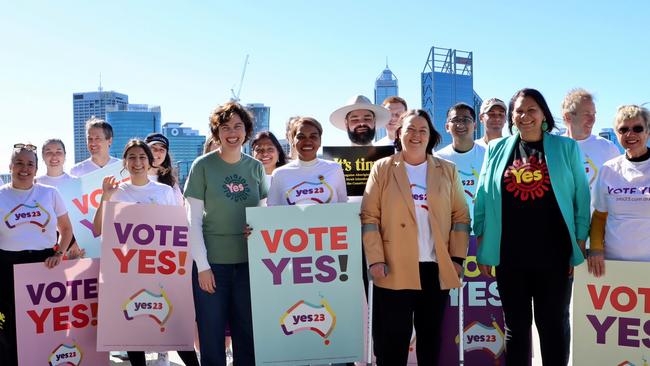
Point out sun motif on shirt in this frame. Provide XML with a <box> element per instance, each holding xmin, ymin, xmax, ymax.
<box><xmin>503</xmin><ymin>155</ymin><xmax>550</xmax><ymax>201</ymax></box>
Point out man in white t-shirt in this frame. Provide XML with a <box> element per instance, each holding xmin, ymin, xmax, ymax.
<box><xmin>329</xmin><ymin>95</ymin><xmax>390</xmax><ymax>146</ymax></box>
<box><xmin>561</xmin><ymin>88</ymin><xmax>620</xmax><ymax>191</ymax></box>
<box><xmin>436</xmin><ymin>103</ymin><xmax>485</xmax><ymax>222</ymax></box>
<box><xmin>475</xmin><ymin>98</ymin><xmax>507</xmax><ymax>148</ymax></box>
<box><xmin>375</xmin><ymin>96</ymin><xmax>408</xmax><ymax>146</ymax></box>
<box><xmin>70</xmin><ymin>117</ymin><xmax>120</xmax><ymax>176</ymax></box>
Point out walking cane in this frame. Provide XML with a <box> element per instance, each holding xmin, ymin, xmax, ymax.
<box><xmin>458</xmin><ymin>269</ymin><xmax>466</xmax><ymax>365</ymax></box>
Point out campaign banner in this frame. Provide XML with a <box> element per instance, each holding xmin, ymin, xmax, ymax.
<box><xmin>57</xmin><ymin>162</ymin><xmax>129</xmax><ymax>258</ymax></box>
<box><xmin>14</xmin><ymin>258</ymin><xmax>108</xmax><ymax>366</ymax></box>
<box><xmin>322</xmin><ymin>146</ymin><xmax>394</xmax><ymax>196</ymax></box>
<box><xmin>97</xmin><ymin>202</ymin><xmax>195</xmax><ymax>351</ymax></box>
<box><xmin>246</xmin><ymin>203</ymin><xmax>364</xmax><ymax>365</ymax></box>
<box><xmin>436</xmin><ymin>236</ymin><xmax>508</xmax><ymax>365</ymax></box>
<box><xmin>573</xmin><ymin>261</ymin><xmax>650</xmax><ymax>366</ymax></box>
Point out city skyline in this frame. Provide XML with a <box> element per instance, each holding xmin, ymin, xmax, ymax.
<box><xmin>2</xmin><ymin>1</ymin><xmax>649</xmax><ymax>173</ymax></box>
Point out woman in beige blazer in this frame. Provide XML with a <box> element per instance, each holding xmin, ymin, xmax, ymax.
<box><xmin>361</xmin><ymin>109</ymin><xmax>470</xmax><ymax>365</ymax></box>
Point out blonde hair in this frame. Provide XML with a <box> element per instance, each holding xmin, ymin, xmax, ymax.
<box><xmin>615</xmin><ymin>105</ymin><xmax>650</xmax><ymax>129</ymax></box>
<box><xmin>561</xmin><ymin>88</ymin><xmax>593</xmax><ymax>115</ymax></box>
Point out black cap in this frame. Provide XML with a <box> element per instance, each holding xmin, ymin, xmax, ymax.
<box><xmin>145</xmin><ymin>133</ymin><xmax>169</xmax><ymax>148</ymax></box>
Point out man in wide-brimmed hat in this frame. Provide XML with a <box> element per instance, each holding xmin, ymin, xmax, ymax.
<box><xmin>329</xmin><ymin>95</ymin><xmax>390</xmax><ymax>146</ymax></box>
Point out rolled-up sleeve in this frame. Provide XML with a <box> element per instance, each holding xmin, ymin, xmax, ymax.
<box><xmin>360</xmin><ymin>163</ymin><xmax>385</xmax><ymax>266</ymax></box>
<box><xmin>449</xmin><ymin>167</ymin><xmax>470</xmax><ymax>259</ymax></box>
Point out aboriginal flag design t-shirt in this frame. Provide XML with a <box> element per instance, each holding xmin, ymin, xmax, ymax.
<box><xmin>499</xmin><ymin>138</ymin><xmax>572</xmax><ymax>269</ymax></box>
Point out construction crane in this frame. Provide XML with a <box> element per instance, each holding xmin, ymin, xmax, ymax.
<box><xmin>230</xmin><ymin>54</ymin><xmax>249</xmax><ymax>103</ymax></box>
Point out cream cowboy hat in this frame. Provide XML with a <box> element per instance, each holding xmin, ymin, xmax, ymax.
<box><xmin>329</xmin><ymin>95</ymin><xmax>391</xmax><ymax>131</ymax></box>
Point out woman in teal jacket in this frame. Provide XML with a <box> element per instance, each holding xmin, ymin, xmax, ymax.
<box><xmin>473</xmin><ymin>88</ymin><xmax>589</xmax><ymax>365</ymax></box>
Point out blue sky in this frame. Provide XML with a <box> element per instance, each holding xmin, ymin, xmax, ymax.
<box><xmin>1</xmin><ymin>0</ymin><xmax>649</xmax><ymax>173</ymax></box>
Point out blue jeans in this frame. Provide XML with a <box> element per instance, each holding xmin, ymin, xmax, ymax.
<box><xmin>193</xmin><ymin>263</ymin><xmax>255</xmax><ymax>366</ymax></box>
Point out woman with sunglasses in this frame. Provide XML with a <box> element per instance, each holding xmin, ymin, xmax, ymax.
<box><xmin>0</xmin><ymin>143</ymin><xmax>73</xmax><ymax>365</ymax></box>
<box><xmin>588</xmin><ymin>105</ymin><xmax>650</xmax><ymax>277</ymax></box>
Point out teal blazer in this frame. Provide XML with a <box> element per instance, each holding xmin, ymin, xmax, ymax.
<box><xmin>473</xmin><ymin>132</ymin><xmax>590</xmax><ymax>266</ymax></box>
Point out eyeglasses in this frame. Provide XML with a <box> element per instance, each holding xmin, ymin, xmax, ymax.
<box><xmin>449</xmin><ymin>117</ymin><xmax>474</xmax><ymax>125</ymax></box>
<box><xmin>617</xmin><ymin>125</ymin><xmax>645</xmax><ymax>134</ymax></box>
<box><xmin>14</xmin><ymin>143</ymin><xmax>37</xmax><ymax>151</ymax></box>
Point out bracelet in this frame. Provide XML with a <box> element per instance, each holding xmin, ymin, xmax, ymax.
<box><xmin>54</xmin><ymin>250</ymin><xmax>64</xmax><ymax>256</ymax></box>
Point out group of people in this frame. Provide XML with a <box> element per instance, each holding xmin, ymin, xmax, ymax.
<box><xmin>0</xmin><ymin>86</ymin><xmax>648</xmax><ymax>366</ymax></box>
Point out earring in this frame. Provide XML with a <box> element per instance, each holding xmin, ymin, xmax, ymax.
<box><xmin>541</xmin><ymin>119</ymin><xmax>548</xmax><ymax>131</ymax></box>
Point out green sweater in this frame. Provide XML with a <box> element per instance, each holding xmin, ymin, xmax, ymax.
<box><xmin>184</xmin><ymin>152</ymin><xmax>267</xmax><ymax>264</ymax></box>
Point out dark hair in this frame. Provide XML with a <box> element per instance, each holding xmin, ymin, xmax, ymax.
<box><xmin>446</xmin><ymin>102</ymin><xmax>476</xmax><ymax>121</ymax></box>
<box><xmin>382</xmin><ymin>96</ymin><xmax>408</xmax><ymax>110</ymax></box>
<box><xmin>251</xmin><ymin>131</ymin><xmax>288</xmax><ymax>168</ymax></box>
<box><xmin>394</xmin><ymin>109</ymin><xmax>441</xmax><ymax>154</ymax></box>
<box><xmin>144</xmin><ymin>133</ymin><xmax>176</xmax><ymax>187</ymax></box>
<box><xmin>508</xmin><ymin>88</ymin><xmax>556</xmax><ymax>134</ymax></box>
<box><xmin>11</xmin><ymin>146</ymin><xmax>38</xmax><ymax>169</ymax></box>
<box><xmin>42</xmin><ymin>138</ymin><xmax>66</xmax><ymax>155</ymax></box>
<box><xmin>209</xmin><ymin>102</ymin><xmax>255</xmax><ymax>144</ymax></box>
<box><xmin>85</xmin><ymin>117</ymin><xmax>114</xmax><ymax>139</ymax></box>
<box><xmin>122</xmin><ymin>139</ymin><xmax>155</xmax><ymax>170</ymax></box>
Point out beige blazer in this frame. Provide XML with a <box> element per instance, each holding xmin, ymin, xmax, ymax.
<box><xmin>361</xmin><ymin>153</ymin><xmax>469</xmax><ymax>290</ymax></box>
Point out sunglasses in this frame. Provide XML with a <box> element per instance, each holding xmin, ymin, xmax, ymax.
<box><xmin>14</xmin><ymin>143</ymin><xmax>37</xmax><ymax>151</ymax></box>
<box><xmin>617</xmin><ymin>125</ymin><xmax>645</xmax><ymax>134</ymax></box>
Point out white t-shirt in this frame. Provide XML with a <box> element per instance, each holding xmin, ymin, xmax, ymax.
<box><xmin>267</xmin><ymin>159</ymin><xmax>348</xmax><ymax>206</ymax></box>
<box><xmin>592</xmin><ymin>155</ymin><xmax>650</xmax><ymax>261</ymax></box>
<box><xmin>0</xmin><ymin>183</ymin><xmax>68</xmax><ymax>251</ymax></box>
<box><xmin>474</xmin><ymin>138</ymin><xmax>488</xmax><ymax>149</ymax></box>
<box><xmin>109</xmin><ymin>181</ymin><xmax>178</xmax><ymax>206</ymax></box>
<box><xmin>148</xmin><ymin>174</ymin><xmax>184</xmax><ymax>206</ymax></box>
<box><xmin>71</xmin><ymin>157</ymin><xmax>120</xmax><ymax>177</ymax></box>
<box><xmin>570</xmin><ymin>134</ymin><xmax>621</xmax><ymax>191</ymax></box>
<box><xmin>435</xmin><ymin>143</ymin><xmax>486</xmax><ymax>222</ymax></box>
<box><xmin>404</xmin><ymin>162</ymin><xmax>436</xmax><ymax>262</ymax></box>
<box><xmin>35</xmin><ymin>172</ymin><xmax>76</xmax><ymax>188</ymax></box>
<box><xmin>374</xmin><ymin>136</ymin><xmax>394</xmax><ymax>147</ymax></box>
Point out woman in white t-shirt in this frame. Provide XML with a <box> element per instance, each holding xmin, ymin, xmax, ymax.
<box><xmin>35</xmin><ymin>138</ymin><xmax>85</xmax><ymax>258</ymax></box>
<box><xmin>589</xmin><ymin>105</ymin><xmax>650</xmax><ymax>277</ymax></box>
<box><xmin>92</xmin><ymin>139</ymin><xmax>182</xmax><ymax>366</ymax></box>
<box><xmin>144</xmin><ymin>133</ymin><xmax>184</xmax><ymax>205</ymax></box>
<box><xmin>0</xmin><ymin>144</ymin><xmax>73</xmax><ymax>365</ymax></box>
<box><xmin>267</xmin><ymin>117</ymin><xmax>348</xmax><ymax>206</ymax></box>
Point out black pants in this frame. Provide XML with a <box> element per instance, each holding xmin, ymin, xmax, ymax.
<box><xmin>372</xmin><ymin>262</ymin><xmax>449</xmax><ymax>366</ymax></box>
<box><xmin>496</xmin><ymin>265</ymin><xmax>572</xmax><ymax>366</ymax></box>
<box><xmin>0</xmin><ymin>248</ymin><xmax>54</xmax><ymax>366</ymax></box>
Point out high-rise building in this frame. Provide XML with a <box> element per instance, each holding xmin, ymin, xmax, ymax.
<box><xmin>374</xmin><ymin>65</ymin><xmax>399</xmax><ymax>141</ymax></box>
<box><xmin>244</xmin><ymin>103</ymin><xmax>270</xmax><ymax>154</ymax></box>
<box><xmin>162</xmin><ymin>122</ymin><xmax>206</xmax><ymax>187</ymax></box>
<box><xmin>421</xmin><ymin>46</ymin><xmax>483</xmax><ymax>147</ymax></box>
<box><xmin>106</xmin><ymin>104</ymin><xmax>161</xmax><ymax>157</ymax></box>
<box><xmin>73</xmin><ymin>90</ymin><xmax>128</xmax><ymax>163</ymax></box>
<box><xmin>598</xmin><ymin>128</ymin><xmax>625</xmax><ymax>153</ymax></box>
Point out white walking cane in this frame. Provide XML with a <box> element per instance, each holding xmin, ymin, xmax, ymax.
<box><xmin>458</xmin><ymin>266</ymin><xmax>466</xmax><ymax>365</ymax></box>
